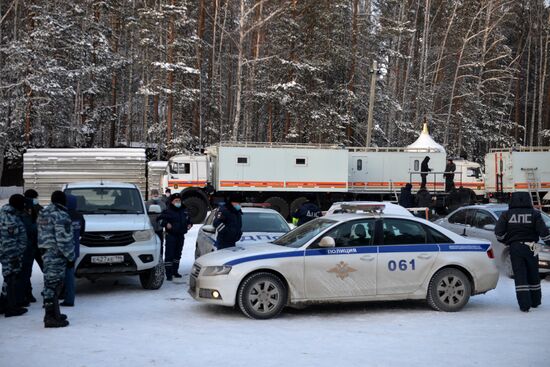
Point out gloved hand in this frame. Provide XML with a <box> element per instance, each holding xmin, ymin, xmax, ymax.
<box><xmin>66</xmin><ymin>260</ymin><xmax>75</xmax><ymax>269</ymax></box>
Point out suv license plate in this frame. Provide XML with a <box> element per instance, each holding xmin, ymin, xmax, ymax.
<box><xmin>91</xmin><ymin>255</ymin><xmax>124</xmax><ymax>264</ymax></box>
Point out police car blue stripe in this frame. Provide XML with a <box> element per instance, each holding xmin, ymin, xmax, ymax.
<box><xmin>439</xmin><ymin>244</ymin><xmax>490</xmax><ymax>252</ymax></box>
<box><xmin>224</xmin><ymin>251</ymin><xmax>304</xmax><ymax>266</ymax></box>
<box><xmin>378</xmin><ymin>244</ymin><xmax>439</xmax><ymax>253</ymax></box>
<box><xmin>223</xmin><ymin>243</ymin><xmax>490</xmax><ymax>266</ymax></box>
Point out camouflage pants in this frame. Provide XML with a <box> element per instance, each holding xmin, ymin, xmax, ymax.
<box><xmin>0</xmin><ymin>257</ymin><xmax>23</xmax><ymax>277</ymax></box>
<box><xmin>42</xmin><ymin>250</ymin><xmax>67</xmax><ymax>300</ymax></box>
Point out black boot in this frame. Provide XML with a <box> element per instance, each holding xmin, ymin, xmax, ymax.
<box><xmin>165</xmin><ymin>263</ymin><xmax>173</xmax><ymax>281</ymax></box>
<box><xmin>5</xmin><ymin>276</ymin><xmax>27</xmax><ymax>318</ymax></box>
<box><xmin>173</xmin><ymin>260</ymin><xmax>182</xmax><ymax>278</ymax></box>
<box><xmin>44</xmin><ymin>299</ymin><xmax>69</xmax><ymax>328</ymax></box>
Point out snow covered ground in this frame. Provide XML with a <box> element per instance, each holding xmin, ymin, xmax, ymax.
<box><xmin>1</xmin><ymin>226</ymin><xmax>550</xmax><ymax>367</ymax></box>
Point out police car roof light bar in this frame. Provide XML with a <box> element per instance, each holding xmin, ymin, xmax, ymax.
<box><xmin>339</xmin><ymin>204</ymin><xmax>386</xmax><ymax>213</ymax></box>
<box><xmin>240</xmin><ymin>202</ymin><xmax>272</xmax><ymax>208</ymax></box>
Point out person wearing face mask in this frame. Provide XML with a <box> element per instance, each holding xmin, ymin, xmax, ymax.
<box><xmin>213</xmin><ymin>193</ymin><xmax>243</xmax><ymax>250</ymax></box>
<box><xmin>145</xmin><ymin>189</ymin><xmax>167</xmax><ymax>252</ymax></box>
<box><xmin>157</xmin><ymin>193</ymin><xmax>192</xmax><ymax>281</ymax></box>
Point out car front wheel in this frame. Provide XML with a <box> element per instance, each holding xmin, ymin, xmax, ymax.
<box><xmin>237</xmin><ymin>272</ymin><xmax>287</xmax><ymax>319</ymax></box>
<box><xmin>139</xmin><ymin>262</ymin><xmax>165</xmax><ymax>290</ymax></box>
<box><xmin>427</xmin><ymin>268</ymin><xmax>471</xmax><ymax>312</ymax></box>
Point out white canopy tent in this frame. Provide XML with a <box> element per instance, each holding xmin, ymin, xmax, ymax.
<box><xmin>405</xmin><ymin>123</ymin><xmax>446</xmax><ymax>153</ymax></box>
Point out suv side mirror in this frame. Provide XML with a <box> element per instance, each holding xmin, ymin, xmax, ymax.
<box><xmin>202</xmin><ymin>225</ymin><xmax>216</xmax><ymax>234</ymax></box>
<box><xmin>483</xmin><ymin>224</ymin><xmax>496</xmax><ymax>231</ymax></box>
<box><xmin>319</xmin><ymin>236</ymin><xmax>336</xmax><ymax>248</ymax></box>
<box><xmin>148</xmin><ymin>205</ymin><xmax>162</xmax><ymax>214</ymax></box>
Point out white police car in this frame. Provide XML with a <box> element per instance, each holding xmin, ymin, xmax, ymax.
<box><xmin>195</xmin><ymin>205</ymin><xmax>291</xmax><ymax>259</ymax></box>
<box><xmin>189</xmin><ymin>206</ymin><xmax>499</xmax><ymax>319</ymax></box>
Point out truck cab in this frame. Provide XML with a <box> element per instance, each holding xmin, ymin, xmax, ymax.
<box><xmin>62</xmin><ymin>181</ymin><xmax>165</xmax><ymax>289</ymax></box>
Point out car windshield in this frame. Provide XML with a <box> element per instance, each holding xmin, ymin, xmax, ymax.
<box><xmin>242</xmin><ymin>212</ymin><xmax>290</xmax><ymax>232</ymax></box>
<box><xmin>272</xmin><ymin>218</ymin><xmax>336</xmax><ymax>248</ymax></box>
<box><xmin>493</xmin><ymin>210</ymin><xmax>506</xmax><ymax>218</ymax></box>
<box><xmin>65</xmin><ymin>188</ymin><xmax>144</xmax><ymax>214</ymax></box>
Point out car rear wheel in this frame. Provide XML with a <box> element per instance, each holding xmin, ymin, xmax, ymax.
<box><xmin>427</xmin><ymin>268</ymin><xmax>471</xmax><ymax>312</ymax></box>
<box><xmin>237</xmin><ymin>272</ymin><xmax>287</xmax><ymax>319</ymax></box>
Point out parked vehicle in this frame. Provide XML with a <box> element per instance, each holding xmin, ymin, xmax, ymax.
<box><xmin>63</xmin><ymin>181</ymin><xmax>165</xmax><ymax>289</ymax></box>
<box><xmin>189</xmin><ymin>205</ymin><xmax>498</xmax><ymax>319</ymax></box>
<box><xmin>163</xmin><ymin>125</ymin><xmax>483</xmax><ymax>223</ymax></box>
<box><xmin>485</xmin><ymin>147</ymin><xmax>550</xmax><ymax>204</ymax></box>
<box><xmin>195</xmin><ymin>205</ymin><xmax>291</xmax><ymax>259</ymax></box>
<box><xmin>434</xmin><ymin>204</ymin><xmax>550</xmax><ymax>278</ymax></box>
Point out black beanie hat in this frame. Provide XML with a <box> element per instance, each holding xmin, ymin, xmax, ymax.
<box><xmin>24</xmin><ymin>189</ymin><xmax>39</xmax><ymax>199</ymax></box>
<box><xmin>51</xmin><ymin>191</ymin><xmax>67</xmax><ymax>206</ymax></box>
<box><xmin>9</xmin><ymin>194</ymin><xmax>26</xmax><ymax>211</ymax></box>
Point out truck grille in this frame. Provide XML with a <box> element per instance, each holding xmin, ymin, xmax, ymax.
<box><xmin>81</xmin><ymin>231</ymin><xmax>135</xmax><ymax>247</ymax></box>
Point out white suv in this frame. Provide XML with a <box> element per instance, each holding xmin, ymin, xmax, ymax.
<box><xmin>63</xmin><ymin>182</ymin><xmax>164</xmax><ymax>289</ymax></box>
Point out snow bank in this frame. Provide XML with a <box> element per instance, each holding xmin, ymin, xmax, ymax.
<box><xmin>1</xmin><ymin>227</ymin><xmax>549</xmax><ymax>367</ymax></box>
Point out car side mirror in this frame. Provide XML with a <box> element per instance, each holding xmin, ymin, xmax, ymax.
<box><xmin>483</xmin><ymin>224</ymin><xmax>496</xmax><ymax>231</ymax></box>
<box><xmin>202</xmin><ymin>225</ymin><xmax>216</xmax><ymax>234</ymax></box>
<box><xmin>148</xmin><ymin>204</ymin><xmax>162</xmax><ymax>214</ymax></box>
<box><xmin>318</xmin><ymin>236</ymin><xmax>336</xmax><ymax>248</ymax></box>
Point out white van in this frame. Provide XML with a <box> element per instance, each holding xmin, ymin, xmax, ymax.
<box><xmin>63</xmin><ymin>182</ymin><xmax>164</xmax><ymax>289</ymax></box>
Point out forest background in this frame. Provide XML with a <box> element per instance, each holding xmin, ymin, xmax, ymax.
<box><xmin>1</xmin><ymin>0</ymin><xmax>550</xmax><ymax>183</ymax></box>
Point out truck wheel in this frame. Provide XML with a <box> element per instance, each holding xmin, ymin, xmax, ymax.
<box><xmin>183</xmin><ymin>196</ymin><xmax>208</xmax><ymax>224</ymax></box>
<box><xmin>139</xmin><ymin>263</ymin><xmax>165</xmax><ymax>290</ymax></box>
<box><xmin>265</xmin><ymin>197</ymin><xmax>289</xmax><ymax>219</ymax></box>
<box><xmin>237</xmin><ymin>272</ymin><xmax>287</xmax><ymax>319</ymax></box>
<box><xmin>427</xmin><ymin>268</ymin><xmax>471</xmax><ymax>312</ymax></box>
<box><xmin>290</xmin><ymin>197</ymin><xmax>308</xmax><ymax>216</ymax></box>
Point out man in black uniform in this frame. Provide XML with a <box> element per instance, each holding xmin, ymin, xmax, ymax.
<box><xmin>292</xmin><ymin>195</ymin><xmax>321</xmax><ymax>226</ymax></box>
<box><xmin>420</xmin><ymin>156</ymin><xmax>432</xmax><ymax>188</ymax></box>
<box><xmin>213</xmin><ymin>194</ymin><xmax>243</xmax><ymax>250</ymax></box>
<box><xmin>444</xmin><ymin>159</ymin><xmax>456</xmax><ymax>192</ymax></box>
<box><xmin>495</xmin><ymin>192</ymin><xmax>550</xmax><ymax>312</ymax></box>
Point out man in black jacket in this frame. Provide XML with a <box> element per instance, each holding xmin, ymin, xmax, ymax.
<box><xmin>158</xmin><ymin>193</ymin><xmax>192</xmax><ymax>281</ymax></box>
<box><xmin>213</xmin><ymin>194</ymin><xmax>243</xmax><ymax>250</ymax></box>
<box><xmin>444</xmin><ymin>159</ymin><xmax>456</xmax><ymax>192</ymax></box>
<box><xmin>292</xmin><ymin>195</ymin><xmax>321</xmax><ymax>226</ymax></box>
<box><xmin>420</xmin><ymin>156</ymin><xmax>432</xmax><ymax>188</ymax></box>
<box><xmin>398</xmin><ymin>183</ymin><xmax>415</xmax><ymax>209</ymax></box>
<box><xmin>495</xmin><ymin>192</ymin><xmax>550</xmax><ymax>312</ymax></box>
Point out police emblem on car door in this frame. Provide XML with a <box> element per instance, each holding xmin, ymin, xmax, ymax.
<box><xmin>304</xmin><ymin>219</ymin><xmax>377</xmax><ymax>299</ymax></box>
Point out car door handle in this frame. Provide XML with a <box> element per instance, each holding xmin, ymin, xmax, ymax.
<box><xmin>417</xmin><ymin>253</ymin><xmax>432</xmax><ymax>260</ymax></box>
<box><xmin>360</xmin><ymin>255</ymin><xmax>375</xmax><ymax>261</ymax></box>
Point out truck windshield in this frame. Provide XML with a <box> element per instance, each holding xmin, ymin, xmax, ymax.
<box><xmin>272</xmin><ymin>218</ymin><xmax>336</xmax><ymax>248</ymax></box>
<box><xmin>65</xmin><ymin>188</ymin><xmax>144</xmax><ymax>214</ymax></box>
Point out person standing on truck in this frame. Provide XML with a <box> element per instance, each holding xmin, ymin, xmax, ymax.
<box><xmin>146</xmin><ymin>189</ymin><xmax>166</xmax><ymax>251</ymax></box>
<box><xmin>38</xmin><ymin>191</ymin><xmax>74</xmax><ymax>327</ymax></box>
<box><xmin>420</xmin><ymin>156</ymin><xmax>432</xmax><ymax>188</ymax></box>
<box><xmin>398</xmin><ymin>183</ymin><xmax>415</xmax><ymax>208</ymax></box>
<box><xmin>444</xmin><ymin>159</ymin><xmax>456</xmax><ymax>192</ymax></box>
<box><xmin>495</xmin><ymin>192</ymin><xmax>550</xmax><ymax>312</ymax></box>
<box><xmin>292</xmin><ymin>195</ymin><xmax>321</xmax><ymax>226</ymax></box>
<box><xmin>61</xmin><ymin>194</ymin><xmax>85</xmax><ymax>307</ymax></box>
<box><xmin>0</xmin><ymin>194</ymin><xmax>29</xmax><ymax>317</ymax></box>
<box><xmin>158</xmin><ymin>193</ymin><xmax>192</xmax><ymax>281</ymax></box>
<box><xmin>213</xmin><ymin>194</ymin><xmax>243</xmax><ymax>250</ymax></box>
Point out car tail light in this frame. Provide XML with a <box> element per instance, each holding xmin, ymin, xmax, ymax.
<box><xmin>487</xmin><ymin>248</ymin><xmax>494</xmax><ymax>259</ymax></box>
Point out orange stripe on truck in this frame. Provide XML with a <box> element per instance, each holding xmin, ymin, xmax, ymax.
<box><xmin>286</xmin><ymin>182</ymin><xmax>347</xmax><ymax>188</ymax></box>
<box><xmin>220</xmin><ymin>180</ymin><xmax>284</xmax><ymax>188</ymax></box>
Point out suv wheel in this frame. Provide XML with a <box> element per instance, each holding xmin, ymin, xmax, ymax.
<box><xmin>427</xmin><ymin>268</ymin><xmax>471</xmax><ymax>312</ymax></box>
<box><xmin>237</xmin><ymin>272</ymin><xmax>287</xmax><ymax>319</ymax></box>
<box><xmin>139</xmin><ymin>262</ymin><xmax>165</xmax><ymax>290</ymax></box>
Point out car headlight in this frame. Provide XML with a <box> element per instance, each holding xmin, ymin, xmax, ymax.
<box><xmin>133</xmin><ymin>229</ymin><xmax>154</xmax><ymax>242</ymax></box>
<box><xmin>202</xmin><ymin>265</ymin><xmax>232</xmax><ymax>276</ymax></box>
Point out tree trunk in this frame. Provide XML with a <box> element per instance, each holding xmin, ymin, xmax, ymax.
<box><xmin>166</xmin><ymin>0</ymin><xmax>175</xmax><ymax>141</ymax></box>
<box><xmin>231</xmin><ymin>0</ymin><xmax>246</xmax><ymax>141</ymax></box>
